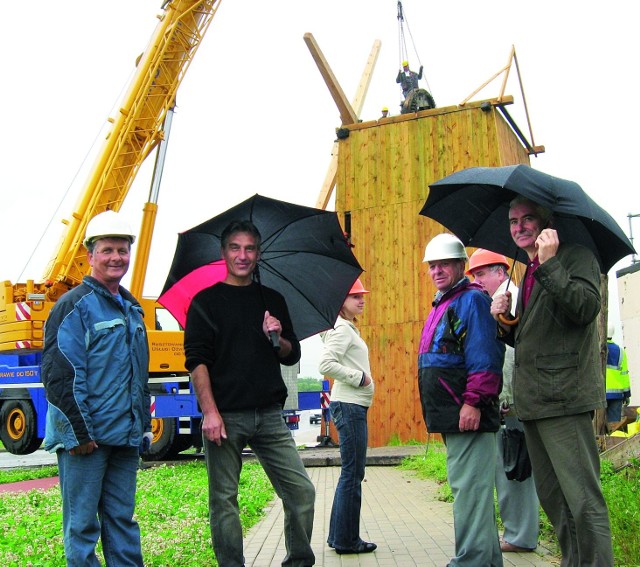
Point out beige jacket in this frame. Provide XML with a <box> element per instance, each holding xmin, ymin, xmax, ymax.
<box><xmin>319</xmin><ymin>316</ymin><xmax>374</xmax><ymax>407</ymax></box>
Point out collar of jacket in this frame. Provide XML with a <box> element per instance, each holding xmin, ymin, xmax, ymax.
<box><xmin>433</xmin><ymin>276</ymin><xmax>481</xmax><ymax>306</ymax></box>
<box><xmin>83</xmin><ymin>276</ymin><xmax>141</xmax><ymax>309</ymax></box>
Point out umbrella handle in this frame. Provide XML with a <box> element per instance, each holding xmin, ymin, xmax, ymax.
<box><xmin>498</xmin><ymin>313</ymin><xmax>519</xmax><ymax>326</ymax></box>
<box><xmin>269</xmin><ymin>331</ymin><xmax>281</xmax><ymax>351</ymax></box>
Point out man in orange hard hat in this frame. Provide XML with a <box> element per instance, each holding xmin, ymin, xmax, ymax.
<box><xmin>466</xmin><ymin>249</ymin><xmax>539</xmax><ymax>553</ymax></box>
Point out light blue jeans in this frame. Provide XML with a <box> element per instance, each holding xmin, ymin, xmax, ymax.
<box><xmin>57</xmin><ymin>445</ymin><xmax>143</xmax><ymax>566</ymax></box>
<box><xmin>327</xmin><ymin>401</ymin><xmax>369</xmax><ymax>550</ymax></box>
<box><xmin>203</xmin><ymin>406</ymin><xmax>315</xmax><ymax>567</ymax></box>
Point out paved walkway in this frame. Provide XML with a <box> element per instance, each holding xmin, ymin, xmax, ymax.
<box><xmin>0</xmin><ymin>446</ymin><xmax>560</xmax><ymax>566</ymax></box>
<box><xmin>244</xmin><ymin>447</ymin><xmax>559</xmax><ymax>567</ymax></box>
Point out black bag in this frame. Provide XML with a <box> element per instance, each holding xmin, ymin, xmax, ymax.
<box><xmin>501</xmin><ymin>427</ymin><xmax>532</xmax><ymax>482</ymax></box>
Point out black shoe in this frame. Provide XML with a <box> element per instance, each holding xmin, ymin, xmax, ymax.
<box><xmin>335</xmin><ymin>541</ymin><xmax>377</xmax><ymax>554</ymax></box>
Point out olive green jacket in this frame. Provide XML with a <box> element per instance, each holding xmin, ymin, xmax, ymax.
<box><xmin>503</xmin><ymin>244</ymin><xmax>606</xmax><ymax>421</ymax></box>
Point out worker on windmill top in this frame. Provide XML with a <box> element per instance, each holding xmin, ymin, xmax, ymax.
<box><xmin>396</xmin><ymin>60</ymin><xmax>423</xmax><ymax>99</ymax></box>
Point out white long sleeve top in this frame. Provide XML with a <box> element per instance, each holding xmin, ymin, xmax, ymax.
<box><xmin>318</xmin><ymin>315</ymin><xmax>374</xmax><ymax>407</ymax></box>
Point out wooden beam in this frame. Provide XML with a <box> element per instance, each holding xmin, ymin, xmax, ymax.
<box><xmin>351</xmin><ymin>40</ymin><xmax>381</xmax><ymax>117</ymax></box>
<box><xmin>304</xmin><ymin>32</ymin><xmax>358</xmax><ymax>125</ymax></box>
<box><xmin>309</xmin><ymin>38</ymin><xmax>381</xmax><ymax>210</ymax></box>
<box><xmin>600</xmin><ymin>433</ymin><xmax>640</xmax><ymax>471</ymax></box>
<box><xmin>316</xmin><ymin>141</ymin><xmax>340</xmax><ymax>210</ymax></box>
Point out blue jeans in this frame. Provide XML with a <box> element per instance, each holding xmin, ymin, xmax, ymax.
<box><xmin>327</xmin><ymin>401</ymin><xmax>369</xmax><ymax>550</ymax></box>
<box><xmin>57</xmin><ymin>446</ymin><xmax>143</xmax><ymax>566</ymax></box>
<box><xmin>606</xmin><ymin>398</ymin><xmax>624</xmax><ymax>422</ymax></box>
<box><xmin>203</xmin><ymin>406</ymin><xmax>315</xmax><ymax>567</ymax></box>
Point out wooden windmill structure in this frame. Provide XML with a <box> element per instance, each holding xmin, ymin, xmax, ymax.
<box><xmin>306</xmin><ymin>31</ymin><xmax>544</xmax><ymax>446</ymax></box>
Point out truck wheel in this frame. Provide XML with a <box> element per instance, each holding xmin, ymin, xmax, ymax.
<box><xmin>142</xmin><ymin>417</ymin><xmax>176</xmax><ymax>461</ymax></box>
<box><xmin>168</xmin><ymin>434</ymin><xmax>194</xmax><ymax>456</ymax></box>
<box><xmin>0</xmin><ymin>400</ymin><xmax>43</xmax><ymax>455</ymax></box>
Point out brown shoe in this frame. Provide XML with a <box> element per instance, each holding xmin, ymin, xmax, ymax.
<box><xmin>500</xmin><ymin>540</ymin><xmax>533</xmax><ymax>553</ymax></box>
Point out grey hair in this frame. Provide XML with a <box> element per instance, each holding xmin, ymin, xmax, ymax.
<box><xmin>509</xmin><ymin>196</ymin><xmax>553</xmax><ymax>228</ymax></box>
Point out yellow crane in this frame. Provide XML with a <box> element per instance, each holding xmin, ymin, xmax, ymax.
<box><xmin>0</xmin><ymin>0</ymin><xmax>220</xmax><ymax>458</ymax></box>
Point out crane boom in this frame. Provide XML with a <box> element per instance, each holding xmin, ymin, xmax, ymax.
<box><xmin>43</xmin><ymin>0</ymin><xmax>220</xmax><ymax>302</ymax></box>
<box><xmin>0</xmin><ymin>0</ymin><xmax>220</xmax><ymax>353</ymax></box>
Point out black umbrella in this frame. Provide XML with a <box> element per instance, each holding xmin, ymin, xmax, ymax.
<box><xmin>420</xmin><ymin>164</ymin><xmax>635</xmax><ymax>273</ymax></box>
<box><xmin>159</xmin><ymin>194</ymin><xmax>363</xmax><ymax>341</ymax></box>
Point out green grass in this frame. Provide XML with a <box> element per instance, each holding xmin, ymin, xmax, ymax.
<box><xmin>387</xmin><ymin>433</ymin><xmax>426</xmax><ymax>446</ymax></box>
<box><xmin>4</xmin><ymin>447</ymin><xmax>637</xmax><ymax>566</ymax></box>
<box><xmin>0</xmin><ymin>460</ymin><xmax>273</xmax><ymax>566</ymax></box>
<box><xmin>399</xmin><ymin>442</ymin><xmax>452</xmax><ymax>502</ymax></box>
<box><xmin>600</xmin><ymin>459</ymin><xmax>640</xmax><ymax>563</ymax></box>
<box><xmin>0</xmin><ymin>464</ymin><xmax>58</xmax><ymax>484</ymax></box>
<box><xmin>399</xmin><ymin>443</ymin><xmax>640</xmax><ymax>567</ymax></box>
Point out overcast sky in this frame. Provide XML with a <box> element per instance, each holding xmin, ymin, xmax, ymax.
<box><xmin>2</xmin><ymin>1</ymin><xmax>638</xmax><ymax>375</ymax></box>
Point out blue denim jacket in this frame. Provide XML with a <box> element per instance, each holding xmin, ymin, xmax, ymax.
<box><xmin>42</xmin><ymin>276</ymin><xmax>151</xmax><ymax>451</ymax></box>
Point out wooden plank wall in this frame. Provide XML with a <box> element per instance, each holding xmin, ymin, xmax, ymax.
<box><xmin>333</xmin><ymin>99</ymin><xmax>531</xmax><ymax>447</ymax></box>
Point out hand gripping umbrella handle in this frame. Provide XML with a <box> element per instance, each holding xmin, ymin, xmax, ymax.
<box><xmin>498</xmin><ymin>313</ymin><xmax>519</xmax><ymax>326</ymax></box>
<box><xmin>269</xmin><ymin>331</ymin><xmax>281</xmax><ymax>351</ymax></box>
<box><xmin>498</xmin><ymin>248</ymin><xmax>520</xmax><ymax>327</ymax></box>
<box><xmin>253</xmin><ymin>266</ymin><xmax>281</xmax><ymax>351</ymax></box>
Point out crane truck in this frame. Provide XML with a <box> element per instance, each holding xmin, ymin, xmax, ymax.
<box><xmin>0</xmin><ymin>0</ymin><xmax>222</xmax><ymax>461</ymax></box>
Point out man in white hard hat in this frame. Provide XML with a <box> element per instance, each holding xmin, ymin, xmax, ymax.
<box><xmin>42</xmin><ymin>210</ymin><xmax>151</xmax><ymax>566</ymax></box>
<box><xmin>466</xmin><ymin>249</ymin><xmax>539</xmax><ymax>554</ymax></box>
<box><xmin>418</xmin><ymin>233</ymin><xmax>504</xmax><ymax>567</ymax></box>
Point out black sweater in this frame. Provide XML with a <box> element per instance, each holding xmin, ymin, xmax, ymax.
<box><xmin>184</xmin><ymin>282</ymin><xmax>300</xmax><ymax>411</ymax></box>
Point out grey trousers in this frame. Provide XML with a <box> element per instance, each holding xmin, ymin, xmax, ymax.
<box><xmin>523</xmin><ymin>413</ymin><xmax>613</xmax><ymax>567</ymax></box>
<box><xmin>444</xmin><ymin>431</ymin><xmax>503</xmax><ymax>567</ymax></box>
<box><xmin>495</xmin><ymin>416</ymin><xmax>540</xmax><ymax>549</ymax></box>
<box><xmin>203</xmin><ymin>406</ymin><xmax>316</xmax><ymax>567</ymax></box>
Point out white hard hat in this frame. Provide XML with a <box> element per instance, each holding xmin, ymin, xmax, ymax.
<box><xmin>423</xmin><ymin>233</ymin><xmax>468</xmax><ymax>262</ymax></box>
<box><xmin>84</xmin><ymin>211</ymin><xmax>136</xmax><ymax>248</ymax></box>
<box><xmin>607</xmin><ymin>321</ymin><xmax>615</xmax><ymax>339</ymax></box>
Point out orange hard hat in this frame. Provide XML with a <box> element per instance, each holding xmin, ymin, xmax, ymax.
<box><xmin>465</xmin><ymin>248</ymin><xmax>510</xmax><ymax>275</ymax></box>
<box><xmin>348</xmin><ymin>278</ymin><xmax>369</xmax><ymax>294</ymax></box>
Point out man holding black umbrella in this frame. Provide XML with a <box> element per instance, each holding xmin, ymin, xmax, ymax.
<box><xmin>491</xmin><ymin>196</ymin><xmax>613</xmax><ymax>566</ymax></box>
<box><xmin>184</xmin><ymin>220</ymin><xmax>315</xmax><ymax>567</ymax></box>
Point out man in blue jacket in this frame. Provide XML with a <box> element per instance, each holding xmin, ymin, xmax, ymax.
<box><xmin>418</xmin><ymin>233</ymin><xmax>505</xmax><ymax>567</ymax></box>
<box><xmin>42</xmin><ymin>211</ymin><xmax>151</xmax><ymax>566</ymax></box>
